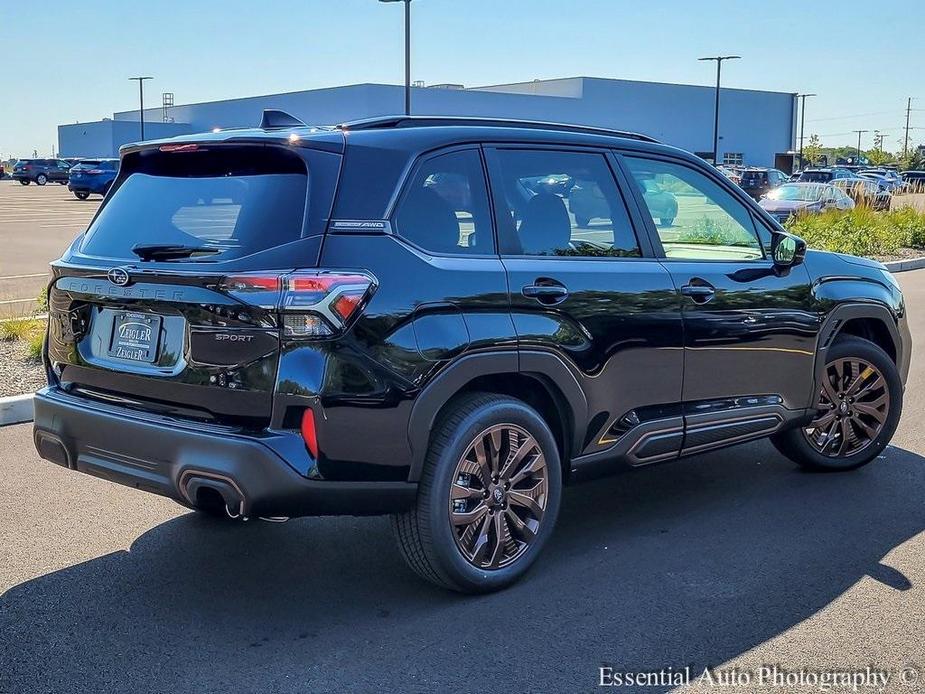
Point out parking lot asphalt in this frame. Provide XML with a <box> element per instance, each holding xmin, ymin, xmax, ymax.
<box><xmin>2</xmin><ymin>275</ymin><xmax>925</xmax><ymax>693</ymax></box>
<box><xmin>0</xmin><ymin>180</ymin><xmax>99</xmax><ymax>316</ymax></box>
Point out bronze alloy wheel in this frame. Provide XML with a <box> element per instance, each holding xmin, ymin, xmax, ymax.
<box><xmin>803</xmin><ymin>357</ymin><xmax>890</xmax><ymax>457</ymax></box>
<box><xmin>448</xmin><ymin>423</ymin><xmax>549</xmax><ymax>569</ymax></box>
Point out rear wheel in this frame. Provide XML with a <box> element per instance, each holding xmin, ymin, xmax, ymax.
<box><xmin>74</xmin><ymin>191</ymin><xmax>90</xmax><ymax>200</ymax></box>
<box><xmin>19</xmin><ymin>179</ymin><xmax>29</xmax><ymax>186</ymax></box>
<box><xmin>771</xmin><ymin>337</ymin><xmax>902</xmax><ymax>471</ymax></box>
<box><xmin>392</xmin><ymin>393</ymin><xmax>562</xmax><ymax>593</ymax></box>
<box><xmin>36</xmin><ymin>173</ymin><xmax>47</xmax><ymax>186</ymax></box>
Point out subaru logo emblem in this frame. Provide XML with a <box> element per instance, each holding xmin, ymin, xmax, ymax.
<box><xmin>108</xmin><ymin>267</ymin><xmax>131</xmax><ymax>286</ymax></box>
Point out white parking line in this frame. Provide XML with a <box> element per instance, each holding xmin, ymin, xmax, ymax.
<box><xmin>0</xmin><ymin>273</ymin><xmax>46</xmax><ymax>281</ymax></box>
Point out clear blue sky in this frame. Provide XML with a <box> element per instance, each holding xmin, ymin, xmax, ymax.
<box><xmin>1</xmin><ymin>0</ymin><xmax>922</xmax><ymax>158</ymax></box>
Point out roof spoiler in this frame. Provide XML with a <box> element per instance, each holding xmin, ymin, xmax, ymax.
<box><xmin>259</xmin><ymin>109</ymin><xmax>306</xmax><ymax>130</ymax></box>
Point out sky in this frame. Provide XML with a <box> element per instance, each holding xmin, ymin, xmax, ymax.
<box><xmin>1</xmin><ymin>0</ymin><xmax>923</xmax><ymax>158</ymax></box>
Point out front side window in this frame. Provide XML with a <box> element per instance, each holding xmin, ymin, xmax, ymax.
<box><xmin>624</xmin><ymin>156</ymin><xmax>763</xmax><ymax>261</ymax></box>
<box><xmin>394</xmin><ymin>149</ymin><xmax>493</xmax><ymax>255</ymax></box>
<box><xmin>491</xmin><ymin>149</ymin><xmax>641</xmax><ymax>258</ymax></box>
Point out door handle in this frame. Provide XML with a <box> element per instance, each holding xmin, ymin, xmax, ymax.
<box><xmin>523</xmin><ymin>282</ymin><xmax>569</xmax><ymax>304</ymax></box>
<box><xmin>680</xmin><ymin>280</ymin><xmax>715</xmax><ymax>304</ymax></box>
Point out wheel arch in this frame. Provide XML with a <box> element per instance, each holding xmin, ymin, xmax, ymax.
<box><xmin>406</xmin><ymin>350</ymin><xmax>588</xmax><ymax>482</ymax></box>
<box><xmin>815</xmin><ymin>302</ymin><xmax>902</xmax><ymax>388</ymax></box>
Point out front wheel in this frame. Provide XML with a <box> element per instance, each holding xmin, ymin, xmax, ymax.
<box><xmin>392</xmin><ymin>393</ymin><xmax>562</xmax><ymax>593</ymax></box>
<box><xmin>771</xmin><ymin>336</ymin><xmax>902</xmax><ymax>471</ymax></box>
<box><xmin>74</xmin><ymin>191</ymin><xmax>90</xmax><ymax>200</ymax></box>
<box><xmin>36</xmin><ymin>174</ymin><xmax>47</xmax><ymax>185</ymax></box>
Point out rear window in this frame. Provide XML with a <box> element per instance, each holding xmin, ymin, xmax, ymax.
<box><xmin>79</xmin><ymin>147</ymin><xmax>308</xmax><ymax>261</ymax></box>
<box><xmin>741</xmin><ymin>171</ymin><xmax>767</xmax><ymax>184</ymax></box>
<box><xmin>800</xmin><ymin>171</ymin><xmax>833</xmax><ymax>182</ymax></box>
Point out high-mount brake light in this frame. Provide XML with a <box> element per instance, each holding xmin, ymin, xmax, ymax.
<box><xmin>158</xmin><ymin>144</ymin><xmax>201</xmax><ymax>153</ymax></box>
<box><xmin>218</xmin><ymin>270</ymin><xmax>376</xmax><ymax>339</ymax></box>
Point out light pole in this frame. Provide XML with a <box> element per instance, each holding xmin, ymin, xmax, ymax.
<box><xmin>796</xmin><ymin>93</ymin><xmax>816</xmax><ymax>168</ymax></box>
<box><xmin>698</xmin><ymin>55</ymin><xmax>740</xmax><ymax>164</ymax></box>
<box><xmin>853</xmin><ymin>129</ymin><xmax>869</xmax><ymax>164</ymax></box>
<box><xmin>379</xmin><ymin>0</ymin><xmax>412</xmax><ymax>116</ymax></box>
<box><xmin>129</xmin><ymin>76</ymin><xmax>153</xmax><ymax>140</ymax></box>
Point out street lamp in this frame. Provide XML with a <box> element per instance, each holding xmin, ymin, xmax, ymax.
<box><xmin>698</xmin><ymin>55</ymin><xmax>740</xmax><ymax>164</ymax></box>
<box><xmin>379</xmin><ymin>0</ymin><xmax>412</xmax><ymax>116</ymax></box>
<box><xmin>796</xmin><ymin>93</ymin><xmax>816</xmax><ymax>168</ymax></box>
<box><xmin>129</xmin><ymin>76</ymin><xmax>153</xmax><ymax>141</ymax></box>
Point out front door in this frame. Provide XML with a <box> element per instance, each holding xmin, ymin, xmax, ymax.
<box><xmin>620</xmin><ymin>154</ymin><xmax>819</xmax><ymax>455</ymax></box>
<box><xmin>485</xmin><ymin>146</ymin><xmax>685</xmax><ymax>467</ymax></box>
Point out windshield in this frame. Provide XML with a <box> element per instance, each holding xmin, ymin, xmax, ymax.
<box><xmin>80</xmin><ymin>172</ymin><xmax>307</xmax><ymax>261</ymax></box>
<box><xmin>766</xmin><ymin>184</ymin><xmax>825</xmax><ymax>202</ymax></box>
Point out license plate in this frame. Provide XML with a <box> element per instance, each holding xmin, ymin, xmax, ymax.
<box><xmin>109</xmin><ymin>313</ymin><xmax>161</xmax><ymax>363</ymax></box>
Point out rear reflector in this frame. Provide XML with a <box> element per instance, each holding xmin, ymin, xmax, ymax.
<box><xmin>301</xmin><ymin>408</ymin><xmax>319</xmax><ymax>458</ymax></box>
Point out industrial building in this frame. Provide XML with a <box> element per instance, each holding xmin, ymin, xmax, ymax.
<box><xmin>58</xmin><ymin>77</ymin><xmax>798</xmax><ymax>167</ymax></box>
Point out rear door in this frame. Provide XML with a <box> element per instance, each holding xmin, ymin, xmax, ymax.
<box><xmin>486</xmin><ymin>145</ymin><xmax>685</xmax><ymax>465</ymax></box>
<box><xmin>47</xmin><ymin>143</ymin><xmax>338</xmax><ymax>426</ymax></box>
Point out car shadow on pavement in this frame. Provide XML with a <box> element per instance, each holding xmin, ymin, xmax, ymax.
<box><xmin>2</xmin><ymin>440</ymin><xmax>924</xmax><ymax>693</ymax></box>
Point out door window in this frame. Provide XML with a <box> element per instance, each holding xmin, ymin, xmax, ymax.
<box><xmin>624</xmin><ymin>156</ymin><xmax>763</xmax><ymax>261</ymax></box>
<box><xmin>491</xmin><ymin>149</ymin><xmax>641</xmax><ymax>258</ymax></box>
<box><xmin>394</xmin><ymin>149</ymin><xmax>493</xmax><ymax>255</ymax></box>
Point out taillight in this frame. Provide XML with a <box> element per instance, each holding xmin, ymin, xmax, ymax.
<box><xmin>219</xmin><ymin>270</ymin><xmax>376</xmax><ymax>339</ymax></box>
<box><xmin>85</xmin><ymin>169</ymin><xmax>104</xmax><ymax>175</ymax></box>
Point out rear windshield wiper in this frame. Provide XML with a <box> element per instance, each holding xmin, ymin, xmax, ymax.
<box><xmin>131</xmin><ymin>243</ymin><xmax>221</xmax><ymax>261</ymax></box>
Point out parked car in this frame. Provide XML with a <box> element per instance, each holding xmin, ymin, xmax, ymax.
<box><xmin>798</xmin><ymin>167</ymin><xmax>855</xmax><ymax>184</ymax></box>
<box><xmin>32</xmin><ymin>114</ymin><xmax>910</xmax><ymax>593</ymax></box>
<box><xmin>902</xmin><ymin>170</ymin><xmax>925</xmax><ymax>193</ymax></box>
<box><xmin>11</xmin><ymin>158</ymin><xmax>72</xmax><ymax>185</ymax></box>
<box><xmin>859</xmin><ymin>168</ymin><xmax>902</xmax><ymax>191</ymax></box>
<box><xmin>832</xmin><ymin>177</ymin><xmax>891</xmax><ymax>210</ymax></box>
<box><xmin>716</xmin><ymin>165</ymin><xmax>742</xmax><ymax>185</ymax></box>
<box><xmin>759</xmin><ymin>182</ymin><xmax>854</xmax><ymax>223</ymax></box>
<box><xmin>68</xmin><ymin>159</ymin><xmax>120</xmax><ymax>199</ymax></box>
<box><xmin>738</xmin><ymin>167</ymin><xmax>789</xmax><ymax>200</ymax></box>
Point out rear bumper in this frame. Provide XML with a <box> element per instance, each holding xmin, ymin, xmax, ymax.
<box><xmin>32</xmin><ymin>387</ymin><xmax>417</xmax><ymax>517</ymax></box>
<box><xmin>68</xmin><ymin>181</ymin><xmax>108</xmax><ymax>194</ymax></box>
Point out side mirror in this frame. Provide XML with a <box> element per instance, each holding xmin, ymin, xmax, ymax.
<box><xmin>772</xmin><ymin>232</ymin><xmax>806</xmax><ymax>268</ymax></box>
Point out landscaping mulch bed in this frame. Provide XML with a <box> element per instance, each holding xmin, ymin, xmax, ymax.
<box><xmin>0</xmin><ymin>340</ymin><xmax>44</xmax><ymax>398</ymax></box>
<box><xmin>873</xmin><ymin>247</ymin><xmax>925</xmax><ymax>263</ymax></box>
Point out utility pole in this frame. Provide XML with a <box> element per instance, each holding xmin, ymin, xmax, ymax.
<box><xmin>853</xmin><ymin>129</ymin><xmax>869</xmax><ymax>163</ymax></box>
<box><xmin>796</xmin><ymin>93</ymin><xmax>816</xmax><ymax>168</ymax></box>
<box><xmin>129</xmin><ymin>76</ymin><xmax>153</xmax><ymax>141</ymax></box>
<box><xmin>904</xmin><ymin>97</ymin><xmax>913</xmax><ymax>159</ymax></box>
<box><xmin>698</xmin><ymin>55</ymin><xmax>741</xmax><ymax>164</ymax></box>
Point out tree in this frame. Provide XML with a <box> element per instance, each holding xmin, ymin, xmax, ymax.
<box><xmin>803</xmin><ymin>134</ymin><xmax>822</xmax><ymax>167</ymax></box>
<box><xmin>865</xmin><ymin>147</ymin><xmax>894</xmax><ymax>166</ymax></box>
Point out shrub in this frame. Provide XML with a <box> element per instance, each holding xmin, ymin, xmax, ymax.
<box><xmin>25</xmin><ymin>331</ymin><xmax>44</xmax><ymax>361</ymax></box>
<box><xmin>0</xmin><ymin>317</ymin><xmax>35</xmax><ymax>341</ymax></box>
<box><xmin>784</xmin><ymin>207</ymin><xmax>925</xmax><ymax>257</ymax></box>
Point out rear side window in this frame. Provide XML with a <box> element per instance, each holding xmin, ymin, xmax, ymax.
<box><xmin>491</xmin><ymin>149</ymin><xmax>641</xmax><ymax>258</ymax></box>
<box><xmin>394</xmin><ymin>149</ymin><xmax>493</xmax><ymax>255</ymax></box>
<box><xmin>80</xmin><ymin>147</ymin><xmax>308</xmax><ymax>261</ymax></box>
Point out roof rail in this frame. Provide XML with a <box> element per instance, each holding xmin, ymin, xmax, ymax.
<box><xmin>259</xmin><ymin>109</ymin><xmax>306</xmax><ymax>129</ymax></box>
<box><xmin>337</xmin><ymin>115</ymin><xmax>658</xmax><ymax>143</ymax></box>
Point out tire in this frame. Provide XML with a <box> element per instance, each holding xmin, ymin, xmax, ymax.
<box><xmin>391</xmin><ymin>393</ymin><xmax>562</xmax><ymax>593</ymax></box>
<box><xmin>74</xmin><ymin>191</ymin><xmax>90</xmax><ymax>200</ymax></box>
<box><xmin>659</xmin><ymin>216</ymin><xmax>674</xmax><ymax>227</ymax></box>
<box><xmin>57</xmin><ymin>180</ymin><xmax>67</xmax><ymax>185</ymax></box>
<box><xmin>771</xmin><ymin>336</ymin><xmax>902</xmax><ymax>471</ymax></box>
<box><xmin>36</xmin><ymin>174</ymin><xmax>47</xmax><ymax>186</ymax></box>
<box><xmin>19</xmin><ymin>179</ymin><xmax>29</xmax><ymax>186</ymax></box>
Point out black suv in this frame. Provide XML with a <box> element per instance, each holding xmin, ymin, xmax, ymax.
<box><xmin>11</xmin><ymin>158</ymin><xmax>73</xmax><ymax>185</ymax></box>
<box><xmin>738</xmin><ymin>167</ymin><xmax>788</xmax><ymax>200</ymax></box>
<box><xmin>33</xmin><ymin>114</ymin><xmax>911</xmax><ymax>593</ymax></box>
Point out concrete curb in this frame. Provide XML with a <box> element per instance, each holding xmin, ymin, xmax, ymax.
<box><xmin>883</xmin><ymin>257</ymin><xmax>925</xmax><ymax>273</ymax></box>
<box><xmin>0</xmin><ymin>393</ymin><xmax>34</xmax><ymax>426</ymax></box>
